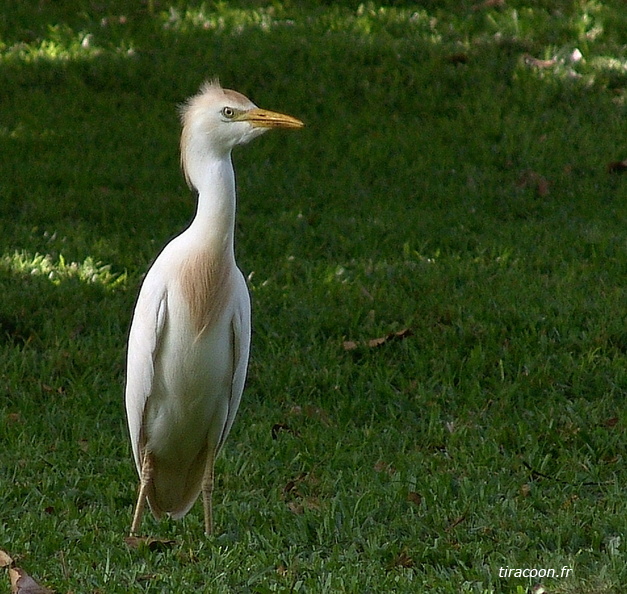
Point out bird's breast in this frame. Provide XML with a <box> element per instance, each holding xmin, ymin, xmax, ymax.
<box><xmin>178</xmin><ymin>247</ymin><xmax>235</xmax><ymax>336</ymax></box>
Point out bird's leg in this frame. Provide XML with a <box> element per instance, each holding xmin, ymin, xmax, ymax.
<box><xmin>130</xmin><ymin>450</ymin><xmax>153</xmax><ymax>537</ymax></box>
<box><xmin>201</xmin><ymin>449</ymin><xmax>216</xmax><ymax>536</ymax></box>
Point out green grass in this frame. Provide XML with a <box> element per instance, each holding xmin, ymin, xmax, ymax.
<box><xmin>1</xmin><ymin>0</ymin><xmax>627</xmax><ymax>591</ymax></box>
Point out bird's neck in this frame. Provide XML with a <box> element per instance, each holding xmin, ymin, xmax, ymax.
<box><xmin>187</xmin><ymin>154</ymin><xmax>237</xmax><ymax>256</ymax></box>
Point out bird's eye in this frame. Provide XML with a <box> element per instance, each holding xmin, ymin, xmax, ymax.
<box><xmin>221</xmin><ymin>107</ymin><xmax>236</xmax><ymax>119</ymax></box>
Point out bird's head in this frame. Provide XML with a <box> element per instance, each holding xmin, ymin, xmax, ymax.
<box><xmin>180</xmin><ymin>81</ymin><xmax>303</xmax><ymax>187</ymax></box>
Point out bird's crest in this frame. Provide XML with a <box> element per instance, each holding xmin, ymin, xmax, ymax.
<box><xmin>179</xmin><ymin>80</ymin><xmax>253</xmax><ymax>189</ymax></box>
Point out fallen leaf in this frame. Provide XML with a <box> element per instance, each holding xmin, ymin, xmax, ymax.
<box><xmin>562</xmin><ymin>494</ymin><xmax>579</xmax><ymax>509</ymax></box>
<box><xmin>368</xmin><ymin>328</ymin><xmax>413</xmax><ymax>347</ymax></box>
<box><xmin>282</xmin><ymin>472</ymin><xmax>314</xmax><ymax>498</ymax></box>
<box><xmin>123</xmin><ymin>536</ymin><xmax>176</xmax><ymax>551</ymax></box>
<box><xmin>407</xmin><ymin>491</ymin><xmax>422</xmax><ymax>506</ymax></box>
<box><xmin>0</xmin><ymin>549</ymin><xmax>14</xmax><ymax>568</ymax></box>
<box><xmin>445</xmin><ymin>515</ymin><xmax>466</xmax><ymax>532</ymax></box>
<box><xmin>445</xmin><ymin>52</ymin><xmax>469</xmax><ymax>65</ymax></box>
<box><xmin>374</xmin><ymin>460</ymin><xmax>396</xmax><ymax>475</ymax></box>
<box><xmin>517</xmin><ymin>170</ymin><xmax>550</xmax><ymax>197</ymax></box>
<box><xmin>536</xmin><ymin>176</ymin><xmax>550</xmax><ymax>197</ymax></box>
<box><xmin>523</xmin><ymin>54</ymin><xmax>557</xmax><ymax>68</ymax></box>
<box><xmin>271</xmin><ymin>423</ymin><xmax>299</xmax><ymax>440</ymax></box>
<box><xmin>276</xmin><ymin>564</ymin><xmax>288</xmax><ymax>577</ymax></box>
<box><xmin>41</xmin><ymin>384</ymin><xmax>64</xmax><ymax>395</ymax></box>
<box><xmin>286</xmin><ymin>501</ymin><xmax>304</xmax><ymax>515</ymax></box>
<box><xmin>603</xmin><ymin>417</ymin><xmax>619</xmax><ymax>428</ymax></box>
<box><xmin>283</xmin><ymin>479</ymin><xmax>299</xmax><ymax>496</ymax></box>
<box><xmin>282</xmin><ymin>472</ymin><xmax>322</xmax><ymax>516</ymax></box>
<box><xmin>344</xmin><ymin>328</ymin><xmax>413</xmax><ymax>351</ymax></box>
<box><xmin>303</xmin><ymin>497</ymin><xmax>321</xmax><ymax>511</ymax></box>
<box><xmin>9</xmin><ymin>567</ymin><xmax>55</xmax><ymax>594</ymax></box>
<box><xmin>388</xmin><ymin>550</ymin><xmax>414</xmax><ymax>569</ymax></box>
<box><xmin>608</xmin><ymin>160</ymin><xmax>627</xmax><ymax>174</ymax></box>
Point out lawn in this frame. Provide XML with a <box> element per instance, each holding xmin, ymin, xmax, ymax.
<box><xmin>1</xmin><ymin>0</ymin><xmax>627</xmax><ymax>592</ymax></box>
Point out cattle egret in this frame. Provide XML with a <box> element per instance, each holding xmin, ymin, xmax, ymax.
<box><xmin>125</xmin><ymin>81</ymin><xmax>303</xmax><ymax>537</ymax></box>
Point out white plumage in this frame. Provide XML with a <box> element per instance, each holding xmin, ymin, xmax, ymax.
<box><xmin>125</xmin><ymin>81</ymin><xmax>303</xmax><ymax>536</ymax></box>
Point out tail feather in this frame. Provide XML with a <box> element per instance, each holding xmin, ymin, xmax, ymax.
<box><xmin>145</xmin><ymin>445</ymin><xmax>208</xmax><ymax>519</ymax></box>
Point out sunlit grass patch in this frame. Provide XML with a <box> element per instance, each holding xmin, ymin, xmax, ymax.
<box><xmin>1</xmin><ymin>251</ymin><xmax>125</xmax><ymax>289</ymax></box>
<box><xmin>162</xmin><ymin>2</ymin><xmax>292</xmax><ymax>34</ymax></box>
<box><xmin>0</xmin><ymin>24</ymin><xmax>101</xmax><ymax>63</ymax></box>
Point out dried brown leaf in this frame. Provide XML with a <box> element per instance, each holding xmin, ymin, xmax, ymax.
<box><xmin>388</xmin><ymin>550</ymin><xmax>414</xmax><ymax>569</ymax></box>
<box><xmin>374</xmin><ymin>460</ymin><xmax>396</xmax><ymax>475</ymax></box>
<box><xmin>282</xmin><ymin>472</ymin><xmax>313</xmax><ymax>497</ymax></box>
<box><xmin>346</xmin><ymin>328</ymin><xmax>413</xmax><ymax>351</ymax></box>
<box><xmin>379</xmin><ymin>328</ymin><xmax>413</xmax><ymax>346</ymax></box>
<box><xmin>0</xmin><ymin>549</ymin><xmax>14</xmax><ymax>568</ymax></box>
<box><xmin>407</xmin><ymin>491</ymin><xmax>422</xmax><ymax>506</ymax></box>
<box><xmin>9</xmin><ymin>567</ymin><xmax>54</xmax><ymax>594</ymax></box>
<box><xmin>445</xmin><ymin>52</ymin><xmax>469</xmax><ymax>65</ymax></box>
<box><xmin>286</xmin><ymin>501</ymin><xmax>304</xmax><ymax>515</ymax></box>
<box><xmin>445</xmin><ymin>515</ymin><xmax>466</xmax><ymax>532</ymax></box>
<box><xmin>283</xmin><ymin>479</ymin><xmax>299</xmax><ymax>496</ymax></box>
<box><xmin>523</xmin><ymin>54</ymin><xmax>557</xmax><ymax>68</ymax></box>
<box><xmin>536</xmin><ymin>176</ymin><xmax>550</xmax><ymax>197</ymax></box>
<box><xmin>304</xmin><ymin>497</ymin><xmax>321</xmax><ymax>511</ymax></box>
<box><xmin>367</xmin><ymin>335</ymin><xmax>388</xmax><ymax>348</ymax></box>
<box><xmin>123</xmin><ymin>536</ymin><xmax>176</xmax><ymax>551</ymax></box>
<box><xmin>271</xmin><ymin>423</ymin><xmax>298</xmax><ymax>440</ymax></box>
<box><xmin>562</xmin><ymin>494</ymin><xmax>579</xmax><ymax>509</ymax></box>
<box><xmin>276</xmin><ymin>564</ymin><xmax>288</xmax><ymax>577</ymax></box>
<box><xmin>41</xmin><ymin>384</ymin><xmax>64</xmax><ymax>395</ymax></box>
<box><xmin>607</xmin><ymin>159</ymin><xmax>627</xmax><ymax>174</ymax></box>
<box><xmin>517</xmin><ymin>170</ymin><xmax>550</xmax><ymax>197</ymax></box>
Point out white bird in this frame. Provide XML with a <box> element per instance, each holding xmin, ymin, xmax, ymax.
<box><xmin>125</xmin><ymin>81</ymin><xmax>303</xmax><ymax>537</ymax></box>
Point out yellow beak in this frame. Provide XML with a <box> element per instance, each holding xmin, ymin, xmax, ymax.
<box><xmin>237</xmin><ymin>108</ymin><xmax>304</xmax><ymax>129</ymax></box>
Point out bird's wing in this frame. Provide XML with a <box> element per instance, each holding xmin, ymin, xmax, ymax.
<box><xmin>125</xmin><ymin>277</ymin><xmax>168</xmax><ymax>472</ymax></box>
<box><xmin>218</xmin><ymin>270</ymin><xmax>251</xmax><ymax>450</ymax></box>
